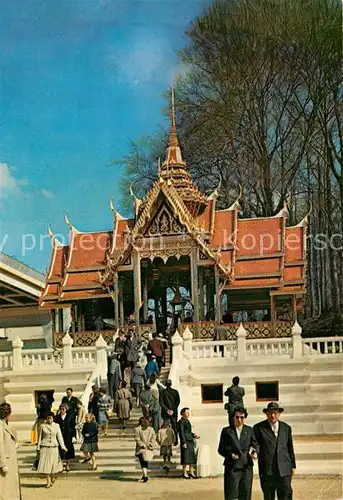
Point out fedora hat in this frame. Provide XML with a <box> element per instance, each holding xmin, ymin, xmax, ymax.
<box><xmin>263</xmin><ymin>402</ymin><xmax>284</xmax><ymax>413</ymax></box>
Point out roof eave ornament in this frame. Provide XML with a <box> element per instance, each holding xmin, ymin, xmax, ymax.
<box><xmin>109</xmin><ymin>198</ymin><xmax>125</xmax><ymax>222</ymax></box>
<box><xmin>295</xmin><ymin>201</ymin><xmax>312</xmax><ymax>227</ymax></box>
<box><xmin>129</xmin><ymin>185</ymin><xmax>143</xmax><ymax>216</ymax></box>
<box><xmin>273</xmin><ymin>199</ymin><xmax>289</xmax><ymax>218</ymax></box>
<box><xmin>227</xmin><ymin>184</ymin><xmax>243</xmax><ymax>211</ymax></box>
<box><xmin>47</xmin><ymin>225</ymin><xmax>64</xmax><ymax>246</ymax></box>
<box><xmin>207</xmin><ymin>175</ymin><xmax>222</xmax><ymax>201</ymax></box>
<box><xmin>64</xmin><ymin>213</ymin><xmax>79</xmax><ymax>234</ymax></box>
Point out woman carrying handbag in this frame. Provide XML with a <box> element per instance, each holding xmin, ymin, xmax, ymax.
<box><xmin>134</xmin><ymin>418</ymin><xmax>156</xmax><ymax>483</ymax></box>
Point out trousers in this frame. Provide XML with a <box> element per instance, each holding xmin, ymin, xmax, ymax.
<box><xmin>260</xmin><ymin>474</ymin><xmax>293</xmax><ymax>500</ymax></box>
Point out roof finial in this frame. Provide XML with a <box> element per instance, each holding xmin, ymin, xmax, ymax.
<box><xmin>169</xmin><ymin>86</ymin><xmax>179</xmax><ymax>148</ymax></box>
<box><xmin>157</xmin><ymin>157</ymin><xmax>161</xmax><ymax>177</ymax></box>
<box><xmin>171</xmin><ymin>86</ymin><xmax>176</xmax><ymax>128</ymax></box>
<box><xmin>64</xmin><ymin>212</ymin><xmax>79</xmax><ymax>233</ymax></box>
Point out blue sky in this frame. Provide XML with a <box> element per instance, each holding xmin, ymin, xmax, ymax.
<box><xmin>0</xmin><ymin>0</ymin><xmax>204</xmax><ymax>273</ymax></box>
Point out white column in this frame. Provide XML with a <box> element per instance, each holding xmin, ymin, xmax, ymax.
<box><xmin>171</xmin><ymin>330</ymin><xmax>184</xmax><ymax>361</ymax></box>
<box><xmin>292</xmin><ymin>321</ymin><xmax>302</xmax><ymax>359</ymax></box>
<box><xmin>95</xmin><ymin>334</ymin><xmax>108</xmax><ymax>381</ymax></box>
<box><xmin>183</xmin><ymin>326</ymin><xmax>193</xmax><ymax>357</ymax></box>
<box><xmin>62</xmin><ymin>333</ymin><xmax>73</xmax><ymax>369</ymax></box>
<box><xmin>236</xmin><ymin>323</ymin><xmax>247</xmax><ymax>362</ymax></box>
<box><xmin>12</xmin><ymin>336</ymin><xmax>23</xmax><ymax>371</ymax></box>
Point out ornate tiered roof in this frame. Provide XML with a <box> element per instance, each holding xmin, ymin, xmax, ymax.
<box><xmin>40</xmin><ymin>93</ymin><xmax>307</xmax><ymax>308</ymax></box>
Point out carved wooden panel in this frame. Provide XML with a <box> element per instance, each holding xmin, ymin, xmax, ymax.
<box><xmin>148</xmin><ymin>206</ymin><xmax>185</xmax><ymax>236</ymax></box>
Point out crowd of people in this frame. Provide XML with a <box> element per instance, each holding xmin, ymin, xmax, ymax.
<box><xmin>0</xmin><ymin>331</ymin><xmax>297</xmax><ymax>500</ymax></box>
<box><xmin>25</xmin><ymin>330</ymin><xmax>199</xmax><ymax>487</ymax></box>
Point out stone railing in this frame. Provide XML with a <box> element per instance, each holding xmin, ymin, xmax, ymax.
<box><xmin>302</xmin><ymin>336</ymin><xmax>343</xmax><ymax>355</ymax></box>
<box><xmin>21</xmin><ymin>348</ymin><xmax>62</xmax><ymax>367</ymax></box>
<box><xmin>3</xmin><ymin>333</ymin><xmax>109</xmax><ymax>374</ymax></box>
<box><xmin>246</xmin><ymin>338</ymin><xmax>293</xmax><ymax>357</ymax></box>
<box><xmin>172</xmin><ymin>322</ymin><xmax>343</xmax><ymax>362</ymax></box>
<box><xmin>0</xmin><ymin>353</ymin><xmax>13</xmax><ymax>371</ymax></box>
<box><xmin>192</xmin><ymin>340</ymin><xmax>236</xmax><ymax>360</ymax></box>
<box><xmin>179</xmin><ymin>320</ymin><xmax>293</xmax><ymax>340</ymax></box>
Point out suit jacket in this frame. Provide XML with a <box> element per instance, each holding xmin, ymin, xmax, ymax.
<box><xmin>37</xmin><ymin>422</ymin><xmax>67</xmax><ymax>449</ymax></box>
<box><xmin>214</xmin><ymin>325</ymin><xmax>227</xmax><ymax>341</ymax></box>
<box><xmin>160</xmin><ymin>387</ymin><xmax>180</xmax><ymax>417</ymax></box>
<box><xmin>218</xmin><ymin>424</ymin><xmax>258</xmax><ymax>470</ymax></box>
<box><xmin>61</xmin><ymin>396</ymin><xmax>78</xmax><ymax>417</ymax></box>
<box><xmin>253</xmin><ymin>419</ymin><xmax>296</xmax><ymax>477</ymax></box>
<box><xmin>224</xmin><ymin>385</ymin><xmax>245</xmax><ymax>407</ymax></box>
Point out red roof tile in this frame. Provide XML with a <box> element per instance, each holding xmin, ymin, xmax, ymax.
<box><xmin>228</xmin><ymin>277</ymin><xmax>280</xmax><ymax>288</ymax></box>
<box><xmin>285</xmin><ymin>227</ymin><xmax>304</xmax><ymax>262</ymax></box>
<box><xmin>236</xmin><ymin>218</ymin><xmax>282</xmax><ymax>257</ymax></box>
<box><xmin>235</xmin><ymin>258</ymin><xmax>281</xmax><ymax>276</ymax></box>
<box><xmin>284</xmin><ymin>266</ymin><xmax>303</xmax><ymax>282</ymax></box>
<box><xmin>47</xmin><ymin>245</ymin><xmax>68</xmax><ymax>281</ymax></box>
<box><xmin>60</xmin><ymin>289</ymin><xmax>110</xmax><ymax>300</ymax></box>
<box><xmin>67</xmin><ymin>232</ymin><xmax>111</xmax><ymax>269</ymax></box>
<box><xmin>211</xmin><ymin>210</ymin><xmax>235</xmax><ymax>248</ymax></box>
<box><xmin>197</xmin><ymin>200</ymin><xmax>213</xmax><ymax>232</ymax></box>
<box><xmin>62</xmin><ymin>271</ymin><xmax>101</xmax><ymax>289</ymax></box>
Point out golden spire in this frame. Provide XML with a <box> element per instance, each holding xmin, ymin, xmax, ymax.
<box><xmin>169</xmin><ymin>86</ymin><xmax>179</xmax><ymax>148</ymax></box>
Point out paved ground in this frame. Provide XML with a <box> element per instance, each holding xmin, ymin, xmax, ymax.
<box><xmin>20</xmin><ymin>475</ymin><xmax>342</xmax><ymax>500</ymax></box>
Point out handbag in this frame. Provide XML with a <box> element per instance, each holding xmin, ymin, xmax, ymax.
<box><xmin>30</xmin><ymin>428</ymin><xmax>38</xmax><ymax>445</ymax></box>
<box><xmin>32</xmin><ymin>451</ymin><xmax>40</xmax><ymax>471</ymax></box>
<box><xmin>140</xmin><ymin>448</ymin><xmax>154</xmax><ymax>462</ymax></box>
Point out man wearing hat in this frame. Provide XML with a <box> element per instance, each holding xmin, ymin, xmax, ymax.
<box><xmin>253</xmin><ymin>402</ymin><xmax>296</xmax><ymax>500</ymax></box>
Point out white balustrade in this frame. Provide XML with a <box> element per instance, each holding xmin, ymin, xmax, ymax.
<box><xmin>192</xmin><ymin>340</ymin><xmax>236</xmax><ymax>359</ymax></box>
<box><xmin>0</xmin><ymin>353</ymin><xmax>13</xmax><ymax>371</ymax></box>
<box><xmin>21</xmin><ymin>349</ymin><xmax>62</xmax><ymax>367</ymax></box>
<box><xmin>72</xmin><ymin>347</ymin><xmax>96</xmax><ymax>365</ymax></box>
<box><xmin>302</xmin><ymin>337</ymin><xmax>343</xmax><ymax>356</ymax></box>
<box><xmin>246</xmin><ymin>338</ymin><xmax>293</xmax><ymax>357</ymax></box>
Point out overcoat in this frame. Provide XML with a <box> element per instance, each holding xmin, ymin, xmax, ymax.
<box><xmin>178</xmin><ymin>418</ymin><xmax>197</xmax><ymax>465</ymax></box>
<box><xmin>55</xmin><ymin>413</ymin><xmax>76</xmax><ymax>460</ymax></box>
<box><xmin>0</xmin><ymin>420</ymin><xmax>21</xmax><ymax>500</ymax></box>
<box><xmin>134</xmin><ymin>425</ymin><xmax>156</xmax><ymax>456</ymax></box>
<box><xmin>115</xmin><ymin>388</ymin><xmax>132</xmax><ymax>420</ymax></box>
<box><xmin>253</xmin><ymin>419</ymin><xmax>296</xmax><ymax>477</ymax></box>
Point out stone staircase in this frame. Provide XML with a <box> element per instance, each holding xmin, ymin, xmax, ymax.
<box><xmin>17</xmin><ymin>408</ymin><xmax>182</xmax><ymax>479</ymax></box>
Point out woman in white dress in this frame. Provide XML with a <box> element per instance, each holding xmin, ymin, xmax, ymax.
<box><xmin>37</xmin><ymin>412</ymin><xmax>67</xmax><ymax>488</ymax></box>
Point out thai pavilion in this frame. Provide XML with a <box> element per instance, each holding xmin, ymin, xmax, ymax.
<box><xmin>40</xmin><ymin>97</ymin><xmax>307</xmax><ymax>347</ymax></box>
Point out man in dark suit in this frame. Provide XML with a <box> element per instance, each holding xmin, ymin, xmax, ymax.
<box><xmin>225</xmin><ymin>376</ymin><xmax>245</xmax><ymax>424</ymax></box>
<box><xmin>61</xmin><ymin>387</ymin><xmax>78</xmax><ymax>424</ymax></box>
<box><xmin>159</xmin><ymin>379</ymin><xmax>180</xmax><ymax>445</ymax></box>
<box><xmin>218</xmin><ymin>406</ymin><xmax>258</xmax><ymax>500</ymax></box>
<box><xmin>253</xmin><ymin>402</ymin><xmax>296</xmax><ymax>500</ymax></box>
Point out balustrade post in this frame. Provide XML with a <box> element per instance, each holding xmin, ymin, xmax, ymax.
<box><xmin>62</xmin><ymin>333</ymin><xmax>73</xmax><ymax>369</ymax></box>
<box><xmin>292</xmin><ymin>321</ymin><xmax>302</xmax><ymax>359</ymax></box>
<box><xmin>236</xmin><ymin>323</ymin><xmax>247</xmax><ymax>362</ymax></box>
<box><xmin>171</xmin><ymin>330</ymin><xmax>184</xmax><ymax>361</ymax></box>
<box><xmin>95</xmin><ymin>334</ymin><xmax>108</xmax><ymax>381</ymax></box>
<box><xmin>183</xmin><ymin>326</ymin><xmax>193</xmax><ymax>357</ymax></box>
<box><xmin>12</xmin><ymin>336</ymin><xmax>23</xmax><ymax>371</ymax></box>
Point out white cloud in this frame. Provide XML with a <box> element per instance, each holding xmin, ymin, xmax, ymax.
<box><xmin>107</xmin><ymin>32</ymin><xmax>166</xmax><ymax>86</ymax></box>
<box><xmin>0</xmin><ymin>163</ymin><xmax>28</xmax><ymax>197</ymax></box>
<box><xmin>0</xmin><ymin>163</ymin><xmax>19</xmax><ymax>190</ymax></box>
<box><xmin>41</xmin><ymin>189</ymin><xmax>55</xmax><ymax>200</ymax></box>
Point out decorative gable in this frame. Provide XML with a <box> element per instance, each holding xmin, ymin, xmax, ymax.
<box><xmin>147</xmin><ymin>205</ymin><xmax>186</xmax><ymax>236</ymax></box>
